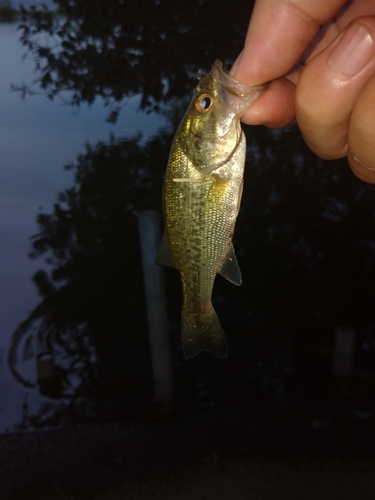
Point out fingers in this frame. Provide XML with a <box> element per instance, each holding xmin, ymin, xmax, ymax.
<box><xmin>295</xmin><ymin>18</ymin><xmax>375</xmax><ymax>172</ymax></box>
<box><xmin>348</xmin><ymin>74</ymin><xmax>375</xmax><ymax>182</ymax></box>
<box><xmin>240</xmin><ymin>77</ymin><xmax>297</xmax><ymax>127</ymax></box>
<box><xmin>232</xmin><ymin>0</ymin><xmax>375</xmax><ymax>184</ymax></box>
<box><xmin>231</xmin><ymin>0</ymin><xmax>347</xmax><ymax>85</ymax></box>
<box><xmin>231</xmin><ymin>0</ymin><xmax>347</xmax><ymax>126</ymax></box>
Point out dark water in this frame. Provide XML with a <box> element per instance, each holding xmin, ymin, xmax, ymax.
<box><xmin>1</xmin><ymin>1</ymin><xmax>375</xmax><ymax>432</ymax></box>
<box><xmin>0</xmin><ymin>22</ymin><xmax>165</xmax><ymax>431</ymax></box>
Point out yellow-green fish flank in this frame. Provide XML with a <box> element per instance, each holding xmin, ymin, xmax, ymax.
<box><xmin>156</xmin><ymin>60</ymin><xmax>265</xmax><ymax>359</ymax></box>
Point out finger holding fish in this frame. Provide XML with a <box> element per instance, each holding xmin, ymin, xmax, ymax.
<box><xmin>231</xmin><ymin>0</ymin><xmax>375</xmax><ymax>182</ymax></box>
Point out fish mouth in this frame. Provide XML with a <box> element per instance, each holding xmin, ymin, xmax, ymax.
<box><xmin>210</xmin><ymin>60</ymin><xmax>267</xmax><ymax>117</ymax></box>
<box><xmin>213</xmin><ymin>60</ymin><xmax>266</xmax><ymax>96</ymax></box>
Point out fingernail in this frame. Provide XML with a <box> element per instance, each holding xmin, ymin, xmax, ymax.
<box><xmin>328</xmin><ymin>25</ymin><xmax>375</xmax><ymax>77</ymax></box>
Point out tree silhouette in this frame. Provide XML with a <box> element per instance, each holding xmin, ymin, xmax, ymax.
<box><xmin>0</xmin><ymin>0</ymin><xmax>16</xmax><ymax>22</ymax></box>
<box><xmin>9</xmin><ymin>132</ymin><xmax>172</xmax><ymax>406</ymax></box>
<box><xmin>8</xmin><ymin>0</ymin><xmax>375</xmax><ymax>412</ymax></box>
<box><xmin>9</xmin><ymin>125</ymin><xmax>375</xmax><ymax>411</ymax></box>
<box><xmin>16</xmin><ymin>0</ymin><xmax>255</xmax><ymax>121</ymax></box>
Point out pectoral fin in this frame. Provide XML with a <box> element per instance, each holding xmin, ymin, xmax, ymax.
<box><xmin>155</xmin><ymin>229</ymin><xmax>177</xmax><ymax>268</ymax></box>
<box><xmin>218</xmin><ymin>243</ymin><xmax>242</xmax><ymax>286</ymax></box>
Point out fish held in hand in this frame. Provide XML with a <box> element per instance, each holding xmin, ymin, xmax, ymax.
<box><xmin>156</xmin><ymin>60</ymin><xmax>265</xmax><ymax>359</ymax></box>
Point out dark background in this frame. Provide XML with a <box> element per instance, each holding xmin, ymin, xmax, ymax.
<box><xmin>1</xmin><ymin>1</ymin><xmax>375</xmax><ymax>499</ymax></box>
<box><xmin>5</xmin><ymin>0</ymin><xmax>375</xmax><ymax>422</ymax></box>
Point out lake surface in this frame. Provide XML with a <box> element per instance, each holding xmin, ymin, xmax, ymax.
<box><xmin>0</xmin><ymin>22</ymin><xmax>166</xmax><ymax>432</ymax></box>
<box><xmin>2</xmin><ymin>5</ymin><xmax>375</xmax><ymax>435</ymax></box>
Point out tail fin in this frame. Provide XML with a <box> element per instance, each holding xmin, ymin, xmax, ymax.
<box><xmin>181</xmin><ymin>305</ymin><xmax>228</xmax><ymax>359</ymax></box>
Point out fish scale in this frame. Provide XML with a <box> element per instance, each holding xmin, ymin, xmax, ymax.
<box><xmin>156</xmin><ymin>60</ymin><xmax>265</xmax><ymax>359</ymax></box>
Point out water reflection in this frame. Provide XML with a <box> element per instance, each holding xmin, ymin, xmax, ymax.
<box><xmin>4</xmin><ymin>1</ymin><xmax>375</xmax><ymax>427</ymax></box>
<box><xmin>0</xmin><ymin>20</ymin><xmax>166</xmax><ymax>430</ymax></box>
<box><xmin>9</xmin><ymin>132</ymin><xmax>172</xmax><ymax>405</ymax></box>
<box><xmin>9</xmin><ymin>123</ymin><xmax>375</xmax><ymax>421</ymax></box>
<box><xmin>15</xmin><ymin>0</ymin><xmax>254</xmax><ymax>119</ymax></box>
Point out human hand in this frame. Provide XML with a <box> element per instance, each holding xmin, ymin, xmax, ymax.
<box><xmin>231</xmin><ymin>0</ymin><xmax>375</xmax><ymax>183</ymax></box>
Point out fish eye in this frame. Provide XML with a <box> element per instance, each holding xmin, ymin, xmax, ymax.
<box><xmin>194</xmin><ymin>93</ymin><xmax>212</xmax><ymax>113</ymax></box>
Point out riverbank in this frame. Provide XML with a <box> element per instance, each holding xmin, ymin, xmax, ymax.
<box><xmin>0</xmin><ymin>394</ymin><xmax>374</xmax><ymax>499</ymax></box>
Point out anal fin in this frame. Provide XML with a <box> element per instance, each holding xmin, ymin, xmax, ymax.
<box><xmin>218</xmin><ymin>243</ymin><xmax>242</xmax><ymax>286</ymax></box>
<box><xmin>155</xmin><ymin>229</ymin><xmax>177</xmax><ymax>268</ymax></box>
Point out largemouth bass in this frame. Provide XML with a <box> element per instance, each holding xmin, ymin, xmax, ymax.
<box><xmin>156</xmin><ymin>60</ymin><xmax>265</xmax><ymax>359</ymax></box>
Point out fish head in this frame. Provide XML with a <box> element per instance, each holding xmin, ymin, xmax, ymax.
<box><xmin>179</xmin><ymin>60</ymin><xmax>266</xmax><ymax>174</ymax></box>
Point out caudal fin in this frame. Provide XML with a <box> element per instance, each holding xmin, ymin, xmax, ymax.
<box><xmin>181</xmin><ymin>305</ymin><xmax>228</xmax><ymax>359</ymax></box>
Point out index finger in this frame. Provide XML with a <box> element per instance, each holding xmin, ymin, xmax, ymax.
<box><xmin>232</xmin><ymin>0</ymin><xmax>348</xmax><ymax>85</ymax></box>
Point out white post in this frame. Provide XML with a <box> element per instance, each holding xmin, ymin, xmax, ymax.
<box><xmin>332</xmin><ymin>326</ymin><xmax>356</xmax><ymax>377</ymax></box>
<box><xmin>136</xmin><ymin>210</ymin><xmax>173</xmax><ymax>407</ymax></box>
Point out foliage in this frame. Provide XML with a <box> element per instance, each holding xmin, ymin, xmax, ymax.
<box><xmin>9</xmin><ymin>132</ymin><xmax>172</xmax><ymax>404</ymax></box>
<box><xmin>0</xmin><ymin>0</ymin><xmax>16</xmax><ymax>22</ymax></box>
<box><xmin>16</xmin><ymin>0</ymin><xmax>254</xmax><ymax>120</ymax></box>
<box><xmin>9</xmin><ymin>124</ymin><xmax>375</xmax><ymax>413</ymax></box>
<box><xmin>8</xmin><ymin>0</ymin><xmax>375</xmax><ymax>417</ymax></box>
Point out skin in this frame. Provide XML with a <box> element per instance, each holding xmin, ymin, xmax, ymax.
<box><xmin>230</xmin><ymin>0</ymin><xmax>375</xmax><ymax>183</ymax></box>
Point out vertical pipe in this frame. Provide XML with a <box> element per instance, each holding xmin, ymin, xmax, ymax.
<box><xmin>136</xmin><ymin>210</ymin><xmax>173</xmax><ymax>406</ymax></box>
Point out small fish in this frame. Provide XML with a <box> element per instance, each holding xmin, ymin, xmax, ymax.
<box><xmin>156</xmin><ymin>60</ymin><xmax>265</xmax><ymax>359</ymax></box>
